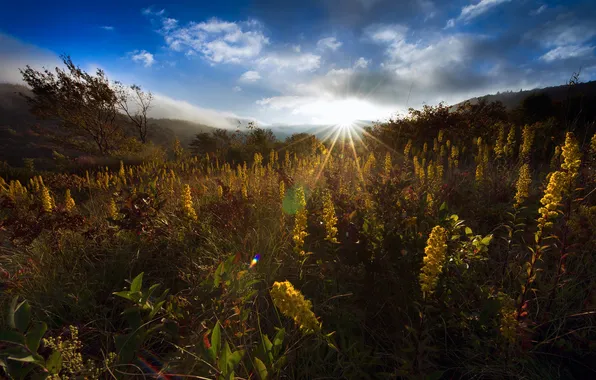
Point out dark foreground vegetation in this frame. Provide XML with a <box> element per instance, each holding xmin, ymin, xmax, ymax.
<box><xmin>1</xmin><ymin>59</ymin><xmax>595</xmax><ymax>379</ymax></box>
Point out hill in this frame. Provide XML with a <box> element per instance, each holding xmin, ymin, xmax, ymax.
<box><xmin>0</xmin><ymin>83</ymin><xmax>218</xmax><ymax>166</ymax></box>
<box><xmin>458</xmin><ymin>80</ymin><xmax>596</xmax><ymax>109</ymax></box>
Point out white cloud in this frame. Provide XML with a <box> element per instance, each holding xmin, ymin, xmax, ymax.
<box><xmin>448</xmin><ymin>0</ymin><xmax>511</xmax><ymax>27</ymax></box>
<box><xmin>292</xmin><ymin>44</ymin><xmax>301</xmax><ymax>53</ymax></box>
<box><xmin>142</xmin><ymin>7</ymin><xmax>165</xmax><ymax>16</ymax></box>
<box><xmin>365</xmin><ymin>24</ymin><xmax>408</xmax><ymax>43</ymax></box>
<box><xmin>256</xmin><ymin>53</ymin><xmax>321</xmax><ymax>72</ymax></box>
<box><xmin>0</xmin><ymin>33</ymin><xmax>62</xmax><ymax>84</ymax></box>
<box><xmin>316</xmin><ymin>37</ymin><xmax>342</xmax><ymax>51</ymax></box>
<box><xmin>540</xmin><ymin>45</ymin><xmax>595</xmax><ymax>62</ymax></box>
<box><xmin>162</xmin><ymin>18</ymin><xmax>178</xmax><ymax>31</ymax></box>
<box><xmin>530</xmin><ymin>5</ymin><xmax>547</xmax><ymax>16</ymax></box>
<box><xmin>232</xmin><ymin>86</ymin><xmax>242</xmax><ymax>92</ymax></box>
<box><xmin>150</xmin><ymin>93</ymin><xmax>244</xmax><ymax>128</ymax></box>
<box><xmin>100</xmin><ymin>26</ymin><xmax>114</xmax><ymax>31</ymax></box>
<box><xmin>162</xmin><ymin>18</ymin><xmax>269</xmax><ymax>64</ymax></box>
<box><xmin>239</xmin><ymin>70</ymin><xmax>261</xmax><ymax>82</ymax></box>
<box><xmin>353</xmin><ymin>57</ymin><xmax>370</xmax><ymax>69</ymax></box>
<box><xmin>130</xmin><ymin>50</ymin><xmax>155</xmax><ymax>67</ymax></box>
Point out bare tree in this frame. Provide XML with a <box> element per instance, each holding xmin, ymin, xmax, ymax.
<box><xmin>20</xmin><ymin>56</ymin><xmax>126</xmax><ymax>155</ymax></box>
<box><xmin>115</xmin><ymin>83</ymin><xmax>153</xmax><ymax>143</ymax></box>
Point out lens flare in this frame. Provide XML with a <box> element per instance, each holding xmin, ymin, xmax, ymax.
<box><xmin>249</xmin><ymin>254</ymin><xmax>260</xmax><ymax>268</ymax></box>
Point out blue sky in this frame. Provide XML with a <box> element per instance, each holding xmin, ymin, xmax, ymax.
<box><xmin>1</xmin><ymin>0</ymin><xmax>595</xmax><ymax>127</ymax></box>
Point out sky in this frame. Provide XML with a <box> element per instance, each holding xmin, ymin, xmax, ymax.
<box><xmin>1</xmin><ymin>0</ymin><xmax>595</xmax><ymax>128</ymax></box>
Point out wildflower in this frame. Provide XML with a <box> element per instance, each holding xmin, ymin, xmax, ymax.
<box><xmin>182</xmin><ymin>184</ymin><xmax>197</xmax><ymax>220</ymax></box>
<box><xmin>423</xmin><ymin>142</ymin><xmax>428</xmax><ymax>154</ymax></box>
<box><xmin>420</xmin><ymin>226</ymin><xmax>448</xmax><ymax>297</ymax></box>
<box><xmin>438</xmin><ymin>130</ymin><xmax>444</xmax><ymax>143</ymax></box>
<box><xmin>241</xmin><ymin>183</ymin><xmax>248</xmax><ymax>199</ymax></box>
<box><xmin>494</xmin><ymin>124</ymin><xmax>506</xmax><ymax>158</ymax></box>
<box><xmin>504</xmin><ymin>125</ymin><xmax>516</xmax><ymax>158</ymax></box>
<box><xmin>270</xmin><ymin>281</ymin><xmax>321</xmax><ymax>333</ymax></box>
<box><xmin>279</xmin><ymin>180</ymin><xmax>285</xmax><ymax>203</ymax></box>
<box><xmin>293</xmin><ymin>187</ymin><xmax>308</xmax><ymax>255</ymax></box>
<box><xmin>519</xmin><ymin>125</ymin><xmax>534</xmax><ymax>161</ymax></box>
<box><xmin>514</xmin><ymin>164</ymin><xmax>532</xmax><ymax>207</ymax></box>
<box><xmin>41</xmin><ymin>185</ymin><xmax>53</xmax><ymax>213</ymax></box>
<box><xmin>384</xmin><ymin>152</ymin><xmax>392</xmax><ymax>178</ymax></box>
<box><xmin>537</xmin><ymin>171</ymin><xmax>566</xmax><ymax>232</ymax></box>
<box><xmin>403</xmin><ymin>139</ymin><xmax>412</xmax><ymax>157</ymax></box>
<box><xmin>561</xmin><ymin>132</ymin><xmax>581</xmax><ymax>185</ymax></box>
<box><xmin>64</xmin><ymin>189</ymin><xmax>76</xmax><ymax>212</ymax></box>
<box><xmin>475</xmin><ymin>162</ymin><xmax>484</xmax><ymax>183</ymax></box>
<box><xmin>591</xmin><ymin>133</ymin><xmax>596</xmax><ymax>155</ymax></box>
<box><xmin>108</xmin><ymin>198</ymin><xmax>118</xmax><ymax>219</ymax></box>
<box><xmin>322</xmin><ymin>190</ymin><xmax>338</xmax><ymax>243</ymax></box>
<box><xmin>217</xmin><ymin>185</ymin><xmax>223</xmax><ymax>199</ymax></box>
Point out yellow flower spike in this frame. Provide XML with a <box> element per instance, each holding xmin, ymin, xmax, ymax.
<box><xmin>64</xmin><ymin>189</ymin><xmax>75</xmax><ymax>212</ymax></box>
<box><xmin>403</xmin><ymin>139</ymin><xmax>412</xmax><ymax>157</ymax></box>
<box><xmin>519</xmin><ymin>125</ymin><xmax>534</xmax><ymax>161</ymax></box>
<box><xmin>504</xmin><ymin>125</ymin><xmax>516</xmax><ymax>158</ymax></box>
<box><xmin>420</xmin><ymin>226</ymin><xmax>448</xmax><ymax>297</ymax></box>
<box><xmin>217</xmin><ymin>185</ymin><xmax>223</xmax><ymax>199</ymax></box>
<box><xmin>322</xmin><ymin>190</ymin><xmax>338</xmax><ymax>243</ymax></box>
<box><xmin>514</xmin><ymin>164</ymin><xmax>532</xmax><ymax>207</ymax></box>
<box><xmin>561</xmin><ymin>132</ymin><xmax>581</xmax><ymax>185</ymax></box>
<box><xmin>279</xmin><ymin>180</ymin><xmax>285</xmax><ymax>203</ymax></box>
<box><xmin>270</xmin><ymin>281</ymin><xmax>321</xmax><ymax>333</ymax></box>
<box><xmin>41</xmin><ymin>186</ymin><xmax>53</xmax><ymax>213</ymax></box>
<box><xmin>293</xmin><ymin>187</ymin><xmax>308</xmax><ymax>255</ymax></box>
<box><xmin>537</xmin><ymin>171</ymin><xmax>566</xmax><ymax>232</ymax></box>
<box><xmin>182</xmin><ymin>184</ymin><xmax>198</xmax><ymax>221</ymax></box>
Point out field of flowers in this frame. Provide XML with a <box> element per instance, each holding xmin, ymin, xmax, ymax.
<box><xmin>1</xmin><ymin>124</ymin><xmax>595</xmax><ymax>379</ymax></box>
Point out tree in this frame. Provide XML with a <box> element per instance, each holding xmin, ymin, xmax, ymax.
<box><xmin>115</xmin><ymin>83</ymin><xmax>153</xmax><ymax>143</ymax></box>
<box><xmin>20</xmin><ymin>56</ymin><xmax>126</xmax><ymax>155</ymax></box>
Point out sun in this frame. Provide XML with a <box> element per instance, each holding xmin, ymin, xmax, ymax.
<box><xmin>335</xmin><ymin>116</ymin><xmax>357</xmax><ymax>131</ymax></box>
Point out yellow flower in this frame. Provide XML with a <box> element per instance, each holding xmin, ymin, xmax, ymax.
<box><xmin>504</xmin><ymin>125</ymin><xmax>516</xmax><ymax>158</ymax></box>
<box><xmin>217</xmin><ymin>185</ymin><xmax>223</xmax><ymax>199</ymax></box>
<box><xmin>514</xmin><ymin>164</ymin><xmax>531</xmax><ymax>207</ymax></box>
<box><xmin>475</xmin><ymin>162</ymin><xmax>484</xmax><ymax>183</ymax></box>
<box><xmin>64</xmin><ymin>189</ymin><xmax>76</xmax><ymax>212</ymax></box>
<box><xmin>108</xmin><ymin>198</ymin><xmax>118</xmax><ymax>219</ymax></box>
<box><xmin>537</xmin><ymin>171</ymin><xmax>566</xmax><ymax>232</ymax></box>
<box><xmin>293</xmin><ymin>187</ymin><xmax>308</xmax><ymax>255</ymax></box>
<box><xmin>561</xmin><ymin>132</ymin><xmax>581</xmax><ymax>184</ymax></box>
<box><xmin>41</xmin><ymin>185</ymin><xmax>53</xmax><ymax>213</ymax></box>
<box><xmin>494</xmin><ymin>124</ymin><xmax>506</xmax><ymax>158</ymax></box>
<box><xmin>420</xmin><ymin>226</ymin><xmax>448</xmax><ymax>297</ymax></box>
<box><xmin>182</xmin><ymin>184</ymin><xmax>198</xmax><ymax>220</ymax></box>
<box><xmin>384</xmin><ymin>152</ymin><xmax>392</xmax><ymax>178</ymax></box>
<box><xmin>403</xmin><ymin>139</ymin><xmax>412</xmax><ymax>157</ymax></box>
<box><xmin>519</xmin><ymin>125</ymin><xmax>534</xmax><ymax>161</ymax></box>
<box><xmin>279</xmin><ymin>181</ymin><xmax>285</xmax><ymax>203</ymax></box>
<box><xmin>322</xmin><ymin>190</ymin><xmax>338</xmax><ymax>243</ymax></box>
<box><xmin>270</xmin><ymin>281</ymin><xmax>320</xmax><ymax>333</ymax></box>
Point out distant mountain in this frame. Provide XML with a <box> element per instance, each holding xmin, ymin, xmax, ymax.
<box><xmin>0</xmin><ymin>83</ymin><xmax>221</xmax><ymax>165</ymax></box>
<box><xmin>457</xmin><ymin>80</ymin><xmax>596</xmax><ymax>109</ymax></box>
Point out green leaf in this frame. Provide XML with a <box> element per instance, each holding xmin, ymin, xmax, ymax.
<box><xmin>254</xmin><ymin>358</ymin><xmax>268</xmax><ymax>380</ymax></box>
<box><xmin>439</xmin><ymin>202</ymin><xmax>448</xmax><ymax>212</ymax></box>
<box><xmin>9</xmin><ymin>298</ymin><xmax>31</xmax><ymax>333</ymax></box>
<box><xmin>8</xmin><ymin>353</ymin><xmax>45</xmax><ymax>367</ymax></box>
<box><xmin>45</xmin><ymin>351</ymin><xmax>62</xmax><ymax>374</ymax></box>
<box><xmin>481</xmin><ymin>235</ymin><xmax>493</xmax><ymax>245</ymax></box>
<box><xmin>465</xmin><ymin>227</ymin><xmax>473</xmax><ymax>236</ymax></box>
<box><xmin>130</xmin><ymin>273</ymin><xmax>144</xmax><ymax>292</ymax></box>
<box><xmin>219</xmin><ymin>340</ymin><xmax>231</xmax><ymax>373</ymax></box>
<box><xmin>211</xmin><ymin>322</ymin><xmax>221</xmax><ymax>357</ymax></box>
<box><xmin>228</xmin><ymin>350</ymin><xmax>244</xmax><ymax>370</ymax></box>
<box><xmin>214</xmin><ymin>262</ymin><xmax>224</xmax><ymax>287</ymax></box>
<box><xmin>25</xmin><ymin>322</ymin><xmax>47</xmax><ymax>352</ymax></box>
<box><xmin>141</xmin><ymin>283</ymin><xmax>161</xmax><ymax>304</ymax></box>
<box><xmin>113</xmin><ymin>291</ymin><xmax>135</xmax><ymax>302</ymax></box>
<box><xmin>272</xmin><ymin>328</ymin><xmax>285</xmax><ymax>356</ymax></box>
<box><xmin>0</xmin><ymin>330</ymin><xmax>25</xmax><ymax>345</ymax></box>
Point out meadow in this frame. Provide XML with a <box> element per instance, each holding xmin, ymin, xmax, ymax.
<box><xmin>1</xmin><ymin>106</ymin><xmax>596</xmax><ymax>379</ymax></box>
